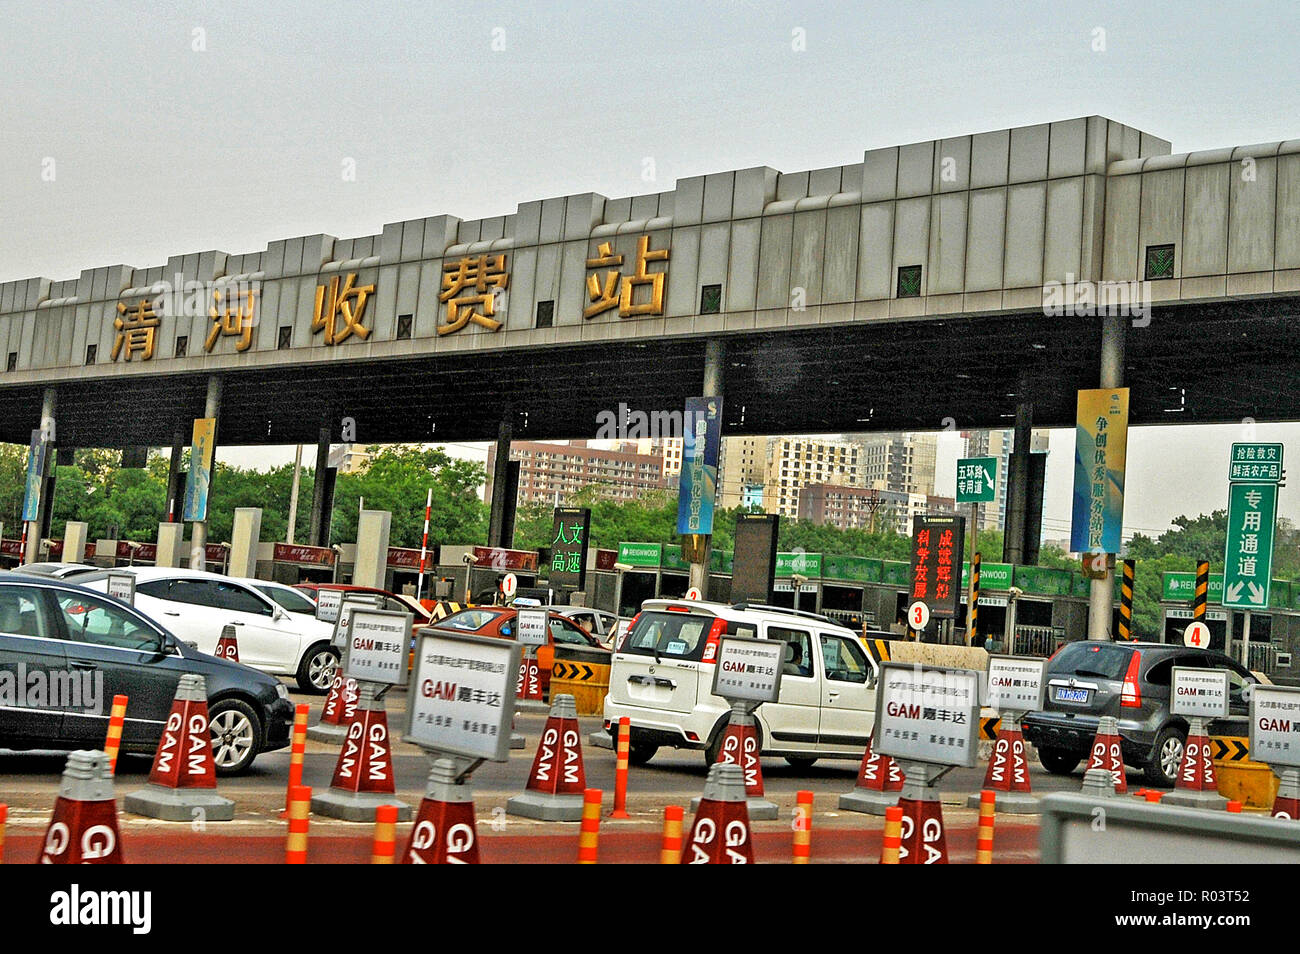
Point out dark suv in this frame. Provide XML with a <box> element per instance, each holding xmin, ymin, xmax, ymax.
<box><xmin>1021</xmin><ymin>641</ymin><xmax>1260</xmax><ymax>787</ymax></box>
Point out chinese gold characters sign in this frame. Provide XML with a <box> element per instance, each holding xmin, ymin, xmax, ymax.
<box><xmin>313</xmin><ymin>272</ymin><xmax>374</xmax><ymax>345</ymax></box>
<box><xmin>113</xmin><ymin>300</ymin><xmax>160</xmax><ymax>361</ymax></box>
<box><xmin>205</xmin><ymin>288</ymin><xmax>258</xmax><ymax>353</ymax></box>
<box><xmin>439</xmin><ymin>254</ymin><xmax>508</xmax><ymax>336</ymax></box>
<box><xmin>584</xmin><ymin>235</ymin><xmax>669</xmax><ymax>318</ymax></box>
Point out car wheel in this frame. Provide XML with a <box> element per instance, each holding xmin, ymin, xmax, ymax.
<box><xmin>209</xmin><ymin>698</ymin><xmax>263</xmax><ymax>776</ymax></box>
<box><xmin>297</xmin><ymin>642</ymin><xmax>339</xmax><ymax>694</ymax></box>
<box><xmin>1145</xmin><ymin>725</ymin><xmax>1186</xmax><ymax>788</ymax></box>
<box><xmin>628</xmin><ymin>741</ymin><xmax>659</xmax><ymax>766</ymax></box>
<box><xmin>784</xmin><ymin>756</ymin><xmax>818</xmax><ymax>771</ymax></box>
<box><xmin>1038</xmin><ymin>747</ymin><xmax>1082</xmax><ymax>776</ymax></box>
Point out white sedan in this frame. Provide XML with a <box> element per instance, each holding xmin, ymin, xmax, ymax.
<box><xmin>78</xmin><ymin>567</ymin><xmax>339</xmax><ymax>693</ymax></box>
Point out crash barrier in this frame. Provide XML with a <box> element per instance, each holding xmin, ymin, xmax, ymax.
<box><xmin>1040</xmin><ymin>792</ymin><xmax>1300</xmax><ymax>863</ymax></box>
<box><xmin>103</xmin><ymin>695</ymin><xmax>128</xmax><ymax>775</ymax></box>
<box><xmin>1210</xmin><ymin>731</ymin><xmax>1277</xmax><ymax>809</ymax></box>
<box><xmin>550</xmin><ymin>644</ymin><xmax>611</xmax><ymax>716</ymax></box>
<box><xmin>507</xmin><ymin>694</ymin><xmax>588</xmax><ymax>821</ymax></box>
<box><xmin>793</xmin><ymin>791</ymin><xmax>813</xmax><ymax>864</ymax></box>
<box><xmin>39</xmin><ymin>750</ymin><xmax>124</xmax><ymax>864</ymax></box>
<box><xmin>125</xmin><ymin>674</ymin><xmax>235</xmax><ymax>821</ymax></box>
<box><xmin>577</xmin><ymin>789</ymin><xmax>602</xmax><ymax>864</ymax></box>
<box><xmin>660</xmin><ymin>805</ymin><xmax>684</xmax><ymax>864</ymax></box>
<box><xmin>863</xmin><ymin>639</ymin><xmax>991</xmax><ymax>672</ymax></box>
<box><xmin>372</xmin><ymin>804</ymin><xmax>398</xmax><ymax>864</ymax></box>
<box><xmin>285</xmin><ymin>785</ymin><xmax>311</xmax><ymax>864</ymax></box>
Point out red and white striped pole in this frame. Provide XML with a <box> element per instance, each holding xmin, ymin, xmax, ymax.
<box><xmin>372</xmin><ymin>804</ymin><xmax>398</xmax><ymax>864</ymax></box>
<box><xmin>282</xmin><ymin>703</ymin><xmax>309</xmax><ymax>817</ymax></box>
<box><xmin>577</xmin><ymin>789</ymin><xmax>602</xmax><ymax>864</ymax></box>
<box><xmin>416</xmin><ymin>487</ymin><xmax>432</xmax><ymax>602</ymax></box>
<box><xmin>286</xmin><ymin>785</ymin><xmax>311</xmax><ymax>864</ymax></box>
<box><xmin>104</xmin><ymin>694</ymin><xmax>128</xmax><ymax>775</ymax></box>
<box><xmin>611</xmin><ymin>717</ymin><xmax>631</xmax><ymax>819</ymax></box>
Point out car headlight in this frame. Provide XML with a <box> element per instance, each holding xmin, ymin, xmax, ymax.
<box><xmin>275</xmin><ymin>682</ymin><xmax>291</xmax><ymax>701</ymax></box>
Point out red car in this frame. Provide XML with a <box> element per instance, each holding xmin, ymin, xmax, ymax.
<box><xmin>295</xmin><ymin>583</ymin><xmax>436</xmax><ymax>627</ymax></box>
<box><xmin>428</xmin><ymin>606</ymin><xmax>608</xmax><ymax>698</ymax></box>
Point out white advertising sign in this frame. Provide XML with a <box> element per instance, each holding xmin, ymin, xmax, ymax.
<box><xmin>332</xmin><ymin>593</ymin><xmax>383</xmax><ymax>647</ymax></box>
<box><xmin>406</xmin><ymin>630</ymin><xmax>522</xmax><ymax>762</ymax></box>
<box><xmin>344</xmin><ymin>608</ymin><xmax>412</xmax><ymax>685</ymax></box>
<box><xmin>1249</xmin><ymin>685</ymin><xmax>1300</xmax><ymax>768</ymax></box>
<box><xmin>315</xmin><ymin>588</ymin><xmax>342</xmax><ymax>623</ymax></box>
<box><xmin>984</xmin><ymin>655</ymin><xmax>1048</xmax><ymax>713</ymax></box>
<box><xmin>105</xmin><ymin>572</ymin><xmax>136</xmax><ymax>606</ymax></box>
<box><xmin>874</xmin><ymin>662</ymin><xmax>980</xmax><ymax>768</ymax></box>
<box><xmin>515</xmin><ymin>609</ymin><xmax>549</xmax><ymax>647</ymax></box>
<box><xmin>1170</xmin><ymin>667</ymin><xmax>1230</xmax><ymax>719</ymax></box>
<box><xmin>711</xmin><ymin>637</ymin><xmax>786</xmax><ymax>704</ymax></box>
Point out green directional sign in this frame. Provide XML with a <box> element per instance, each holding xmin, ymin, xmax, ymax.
<box><xmin>956</xmin><ymin>457</ymin><xmax>997</xmax><ymax>503</ymax></box>
<box><xmin>1222</xmin><ymin>482</ymin><xmax>1277</xmax><ymax>610</ymax></box>
<box><xmin>1229</xmin><ymin>443</ymin><xmax>1283</xmax><ymax>483</ymax></box>
<box><xmin>1162</xmin><ymin>572</ymin><xmax>1224</xmax><ymax>604</ymax></box>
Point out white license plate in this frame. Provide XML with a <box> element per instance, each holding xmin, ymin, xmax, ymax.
<box><xmin>1054</xmin><ymin>686</ymin><xmax>1091</xmax><ymax>704</ymax></box>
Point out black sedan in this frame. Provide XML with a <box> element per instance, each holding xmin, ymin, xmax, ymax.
<box><xmin>0</xmin><ymin>575</ymin><xmax>293</xmax><ymax>774</ymax></box>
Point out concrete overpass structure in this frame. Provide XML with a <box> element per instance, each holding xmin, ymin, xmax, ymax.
<box><xmin>2</xmin><ymin>114</ymin><xmax>1298</xmax><ymax>599</ymax></box>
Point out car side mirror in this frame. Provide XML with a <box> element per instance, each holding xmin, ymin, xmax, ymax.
<box><xmin>273</xmin><ymin>606</ymin><xmax>286</xmax><ymax>622</ymax></box>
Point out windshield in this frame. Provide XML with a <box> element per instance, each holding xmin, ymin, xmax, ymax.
<box><xmin>1049</xmin><ymin>641</ymin><xmax>1134</xmax><ymax>680</ymax></box>
<box><xmin>255</xmin><ymin>584</ymin><xmax>318</xmax><ymax>614</ymax></box>
<box><xmin>622</xmin><ymin>611</ymin><xmax>713</xmax><ymax>660</ymax></box>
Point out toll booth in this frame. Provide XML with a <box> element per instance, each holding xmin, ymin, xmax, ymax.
<box><xmin>0</xmin><ymin>537</ymin><xmax>73</xmax><ymax>569</ymax></box>
<box><xmin>1160</xmin><ymin>570</ymin><xmax>1300</xmax><ymax>685</ymax></box>
<box><xmin>385</xmin><ymin>545</ymin><xmax>438</xmax><ymax>595</ymax></box>
<box><xmin>437</xmin><ymin>545</ymin><xmax>539</xmax><ymax>604</ymax></box>
<box><xmin>264</xmin><ymin>542</ymin><xmax>338</xmax><ymax>585</ymax></box>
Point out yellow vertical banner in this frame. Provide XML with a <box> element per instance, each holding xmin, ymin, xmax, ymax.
<box><xmin>1070</xmin><ymin>388</ymin><xmax>1129</xmax><ymax>554</ymax></box>
<box><xmin>182</xmin><ymin>417</ymin><xmax>216</xmax><ymax>522</ymax></box>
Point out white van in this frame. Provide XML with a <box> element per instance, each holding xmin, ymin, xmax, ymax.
<box><xmin>602</xmin><ymin>599</ymin><xmax>879</xmax><ymax>768</ymax></box>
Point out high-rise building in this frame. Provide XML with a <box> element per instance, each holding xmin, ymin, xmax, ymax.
<box><xmin>486</xmin><ymin>439</ymin><xmax>672</xmax><ymax>507</ymax></box>
<box><xmin>718</xmin><ymin>436</ymin><xmax>767</xmax><ymax>510</ymax></box>
<box><xmin>798</xmin><ymin>483</ymin><xmax>908</xmax><ymax>532</ymax></box>
<box><xmin>857</xmin><ymin>432</ymin><xmax>938</xmax><ymax>497</ymax></box>
<box><xmin>762</xmin><ymin>436</ymin><xmax>859</xmax><ymax>518</ymax></box>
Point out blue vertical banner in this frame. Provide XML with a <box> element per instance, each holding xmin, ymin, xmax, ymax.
<box><xmin>1070</xmin><ymin>388</ymin><xmax>1130</xmax><ymax>554</ymax></box>
<box><xmin>21</xmin><ymin>429</ymin><xmax>47</xmax><ymax>522</ymax></box>
<box><xmin>676</xmin><ymin>396</ymin><xmax>723</xmax><ymax>535</ymax></box>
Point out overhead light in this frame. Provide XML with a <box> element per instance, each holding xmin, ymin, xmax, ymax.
<box><xmin>1031</xmin><ymin>343</ymin><xmax>1047</xmax><ymax>350</ymax></box>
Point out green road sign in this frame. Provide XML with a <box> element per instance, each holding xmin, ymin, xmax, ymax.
<box><xmin>1222</xmin><ymin>482</ymin><xmax>1277</xmax><ymax>610</ymax></box>
<box><xmin>1161</xmin><ymin>572</ymin><xmax>1224</xmax><ymax>604</ymax></box>
<box><xmin>956</xmin><ymin>457</ymin><xmax>997</xmax><ymax>503</ymax></box>
<box><xmin>1229</xmin><ymin>443</ymin><xmax>1283</xmax><ymax>483</ymax></box>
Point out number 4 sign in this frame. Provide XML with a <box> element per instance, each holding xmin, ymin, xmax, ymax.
<box><xmin>1183</xmin><ymin>621</ymin><xmax>1210</xmax><ymax>649</ymax></box>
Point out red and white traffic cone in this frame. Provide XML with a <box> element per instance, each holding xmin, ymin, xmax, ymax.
<box><xmin>403</xmin><ymin>758</ymin><xmax>481</xmax><ymax>864</ymax></box>
<box><xmin>897</xmin><ymin>777</ymin><xmax>948</xmax><ymax>865</ymax></box>
<box><xmin>967</xmin><ymin>713</ymin><xmax>1038</xmax><ymax>813</ymax></box>
<box><xmin>1084</xmin><ymin>715</ymin><xmax>1127</xmax><ymax>795</ymax></box>
<box><xmin>839</xmin><ymin>737</ymin><xmax>905</xmax><ymax>815</ymax></box>
<box><xmin>308</xmin><ymin>650</ymin><xmax>359</xmax><ymax>744</ymax></box>
<box><xmin>1163</xmin><ymin>717</ymin><xmax>1227</xmax><ymax>809</ymax></box>
<box><xmin>507</xmin><ymin>694</ymin><xmax>587</xmax><ymax>821</ymax></box>
<box><xmin>1271</xmin><ymin>767</ymin><xmax>1300</xmax><ymax>820</ymax></box>
<box><xmin>682</xmin><ymin>761</ymin><xmax>753</xmax><ymax>864</ymax></box>
<box><xmin>691</xmin><ymin>703</ymin><xmax>777</xmax><ymax>820</ymax></box>
<box><xmin>312</xmin><ymin>682</ymin><xmax>411</xmax><ymax>821</ymax></box>
<box><xmin>39</xmin><ymin>750</ymin><xmax>125</xmax><ymax>864</ymax></box>
<box><xmin>516</xmin><ymin>652</ymin><xmax>543</xmax><ymax>704</ymax></box>
<box><xmin>124</xmin><ymin>674</ymin><xmax>235</xmax><ymax>821</ymax></box>
<box><xmin>214</xmin><ymin>623</ymin><xmax>240</xmax><ymax>663</ymax></box>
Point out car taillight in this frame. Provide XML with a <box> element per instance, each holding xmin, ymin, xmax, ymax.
<box><xmin>700</xmin><ymin>618</ymin><xmax>727</xmax><ymax>664</ymax></box>
<box><xmin>1120</xmin><ymin>650</ymin><xmax>1142</xmax><ymax>708</ymax></box>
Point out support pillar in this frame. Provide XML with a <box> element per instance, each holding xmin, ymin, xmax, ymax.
<box><xmin>189</xmin><ymin>375</ymin><xmax>221</xmax><ymax>572</ymax></box>
<box><xmin>688</xmin><ymin>339</ymin><xmax>724</xmax><ymax>597</ymax></box>
<box><xmin>353</xmin><ymin>509</ymin><xmax>392</xmax><ymax>589</ymax></box>
<box><xmin>25</xmin><ymin>388</ymin><xmax>57</xmax><ymax>565</ymax></box>
<box><xmin>1088</xmin><ymin>314</ymin><xmax>1126</xmax><ymax>641</ymax></box>
<box><xmin>1002</xmin><ymin>398</ymin><xmax>1032</xmax><ymax>567</ymax></box>
<box><xmin>165</xmin><ymin>429</ymin><xmax>185</xmax><ymax>522</ymax></box>
<box><xmin>309</xmin><ymin>425</ymin><xmax>336</xmax><ymax>548</ymax></box>
<box><xmin>487</xmin><ymin>419</ymin><xmax>514</xmax><ymax>549</ymax></box>
<box><xmin>229</xmin><ymin>508</ymin><xmax>262</xmax><ymax>579</ymax></box>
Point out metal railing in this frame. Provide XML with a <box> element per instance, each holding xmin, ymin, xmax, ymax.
<box><xmin>1010</xmin><ymin>626</ymin><xmax>1066</xmax><ymax>658</ymax></box>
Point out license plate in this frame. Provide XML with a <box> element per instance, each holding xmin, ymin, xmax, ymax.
<box><xmin>1054</xmin><ymin>687</ymin><xmax>1091</xmax><ymax>704</ymax></box>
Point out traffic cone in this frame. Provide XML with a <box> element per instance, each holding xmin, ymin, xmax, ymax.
<box><xmin>839</xmin><ymin>738</ymin><xmax>905</xmax><ymax>815</ymax></box>
<box><xmin>1163</xmin><ymin>718</ymin><xmax>1228</xmax><ymax>810</ymax></box>
<box><xmin>312</xmin><ymin>683</ymin><xmax>411</xmax><ymax>821</ymax></box>
<box><xmin>682</xmin><ymin>762</ymin><xmax>753</xmax><ymax>864</ymax></box>
<box><xmin>1084</xmin><ymin>715</ymin><xmax>1127</xmax><ymax>794</ymax></box>
<box><xmin>308</xmin><ymin>652</ymin><xmax>359</xmax><ymax>743</ymax></box>
<box><xmin>510</xmin><ymin>714</ymin><xmax>527</xmax><ymax>751</ymax></box>
<box><xmin>966</xmin><ymin>717</ymin><xmax>1038</xmax><ymax>813</ymax></box>
<box><xmin>214</xmin><ymin>623</ymin><xmax>240</xmax><ymax>662</ymax></box>
<box><xmin>897</xmin><ymin>778</ymin><xmax>948</xmax><ymax>865</ymax></box>
<box><xmin>517</xmin><ymin>652</ymin><xmax>543</xmax><ymax>703</ymax></box>
<box><xmin>38</xmin><ymin>750</ymin><xmax>124</xmax><ymax>864</ymax></box>
<box><xmin>690</xmin><ymin>704</ymin><xmax>778</xmax><ymax>820</ymax></box>
<box><xmin>403</xmin><ymin>758</ymin><xmax>481</xmax><ymax>864</ymax></box>
<box><xmin>507</xmin><ymin>694</ymin><xmax>588</xmax><ymax>821</ymax></box>
<box><xmin>1080</xmin><ymin>767</ymin><xmax>1121</xmax><ymax>799</ymax></box>
<box><xmin>124</xmin><ymin>674</ymin><xmax>235</xmax><ymax>821</ymax></box>
<box><xmin>1271</xmin><ymin>767</ymin><xmax>1300</xmax><ymax>820</ymax></box>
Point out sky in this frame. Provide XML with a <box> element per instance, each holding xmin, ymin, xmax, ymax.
<box><xmin>3</xmin><ymin>0</ymin><xmax>1299</xmax><ymax>539</ymax></box>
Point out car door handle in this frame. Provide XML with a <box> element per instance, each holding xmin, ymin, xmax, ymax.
<box><xmin>163</xmin><ymin>611</ymin><xmax>181</xmax><ymax>616</ymax></box>
<box><xmin>228</xmin><ymin>621</ymin><xmax>244</xmax><ymax>626</ymax></box>
<box><xmin>69</xmin><ymin>661</ymin><xmax>98</xmax><ymax>671</ymax></box>
<box><xmin>828</xmin><ymin>691</ymin><xmax>840</xmax><ymax>700</ymax></box>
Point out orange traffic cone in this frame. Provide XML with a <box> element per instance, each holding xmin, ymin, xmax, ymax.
<box><xmin>682</xmin><ymin>762</ymin><xmax>753</xmax><ymax>864</ymax></box>
<box><xmin>1163</xmin><ymin>717</ymin><xmax>1227</xmax><ymax>810</ymax></box>
<box><xmin>403</xmin><ymin>758</ymin><xmax>481</xmax><ymax>864</ymax></box>
<box><xmin>1084</xmin><ymin>715</ymin><xmax>1127</xmax><ymax>794</ymax></box>
<box><xmin>39</xmin><ymin>751</ymin><xmax>124</xmax><ymax>864</ymax></box>
<box><xmin>125</xmin><ymin>674</ymin><xmax>235</xmax><ymax>821</ymax></box>
<box><xmin>312</xmin><ymin>683</ymin><xmax>411</xmax><ymax>821</ymax></box>
<box><xmin>839</xmin><ymin>737</ymin><xmax>905</xmax><ymax>815</ymax></box>
<box><xmin>507</xmin><ymin>694</ymin><xmax>587</xmax><ymax>821</ymax></box>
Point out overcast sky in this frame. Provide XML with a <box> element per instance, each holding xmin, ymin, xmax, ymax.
<box><xmin>3</xmin><ymin>0</ymin><xmax>1298</xmax><ymax>539</ymax></box>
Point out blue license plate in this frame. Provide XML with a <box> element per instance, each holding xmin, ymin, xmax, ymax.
<box><xmin>1054</xmin><ymin>687</ymin><xmax>1091</xmax><ymax>704</ymax></box>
